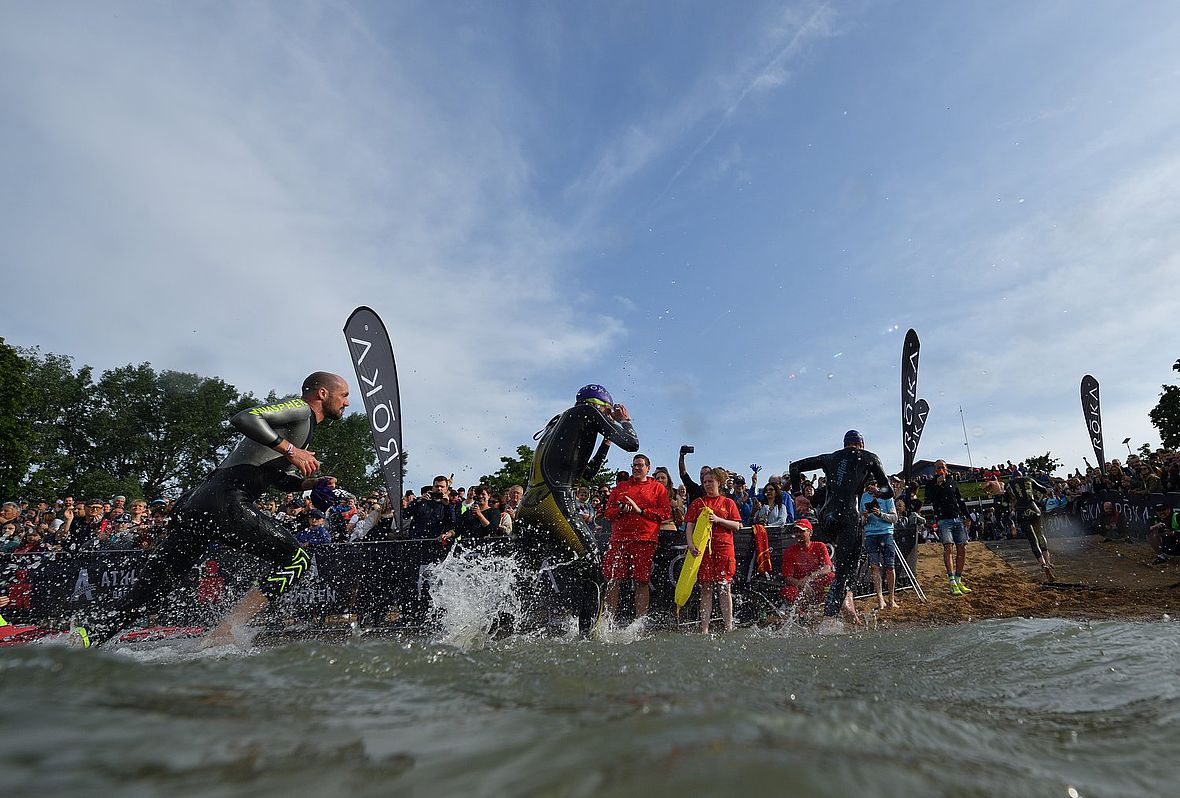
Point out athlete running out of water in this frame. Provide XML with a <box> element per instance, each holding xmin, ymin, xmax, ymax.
<box><xmin>789</xmin><ymin>430</ymin><xmax>893</xmax><ymax>628</ymax></box>
<box><xmin>516</xmin><ymin>384</ymin><xmax>639</xmax><ymax>635</ymax></box>
<box><xmin>1006</xmin><ymin>474</ymin><xmax>1055</xmax><ymax>581</ymax></box>
<box><xmin>74</xmin><ymin>372</ymin><xmax>350</xmax><ymax>647</ymax></box>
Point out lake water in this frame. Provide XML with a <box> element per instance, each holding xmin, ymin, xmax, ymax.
<box><xmin>2</xmin><ymin>615</ymin><xmax>1176</xmax><ymax>797</ymax></box>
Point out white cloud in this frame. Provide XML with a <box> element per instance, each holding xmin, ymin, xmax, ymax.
<box><xmin>0</xmin><ymin>5</ymin><xmax>623</xmax><ymax>489</ymax></box>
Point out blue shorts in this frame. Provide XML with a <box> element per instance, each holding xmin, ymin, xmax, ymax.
<box><xmin>938</xmin><ymin>518</ymin><xmax>968</xmax><ymax>545</ymax></box>
<box><xmin>864</xmin><ymin>534</ymin><xmax>896</xmax><ymax>568</ymax></box>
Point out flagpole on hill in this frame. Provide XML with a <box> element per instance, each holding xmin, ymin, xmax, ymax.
<box><xmin>959</xmin><ymin>405</ymin><xmax>974</xmax><ymax>469</ymax></box>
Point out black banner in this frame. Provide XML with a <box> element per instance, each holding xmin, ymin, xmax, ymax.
<box><xmin>344</xmin><ymin>307</ymin><xmax>404</xmax><ymax>528</ymax></box>
<box><xmin>0</xmin><ymin>541</ymin><xmax>451</xmax><ymax>627</ymax></box>
<box><xmin>912</xmin><ymin>398</ymin><xmax>930</xmax><ymax>467</ymax></box>
<box><xmin>901</xmin><ymin>328</ymin><xmax>922</xmax><ymax>480</ymax></box>
<box><xmin>1080</xmin><ymin>374</ymin><xmax>1105</xmax><ymax>470</ymax></box>
<box><xmin>1042</xmin><ymin>490</ymin><xmax>1180</xmax><ymax>538</ymax></box>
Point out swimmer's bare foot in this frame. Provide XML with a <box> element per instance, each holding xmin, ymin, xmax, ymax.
<box><xmin>888</xmin><ymin>599</ymin><xmax>900</xmax><ymax>609</ymax></box>
<box><xmin>841</xmin><ymin>593</ymin><xmax>865</xmax><ymax>626</ymax></box>
<box><xmin>877</xmin><ymin>598</ymin><xmax>887</xmax><ymax>610</ymax></box>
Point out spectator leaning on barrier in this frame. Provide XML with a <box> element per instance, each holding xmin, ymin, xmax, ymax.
<box><xmin>1148</xmin><ymin>503</ymin><xmax>1180</xmax><ymax>564</ymax></box>
<box><xmin>754</xmin><ymin>481</ymin><xmax>792</xmax><ymax>527</ymax></box>
<box><xmin>1095</xmin><ymin>500</ymin><xmax>1129</xmax><ymax>542</ymax></box>
<box><xmin>926</xmin><ymin>462</ymin><xmax>973</xmax><ymax>596</ymax></box>
<box><xmin>652</xmin><ymin>467</ymin><xmax>682</xmax><ymax>536</ymax></box>
<box><xmin>456</xmin><ymin>486</ymin><xmax>502</xmax><ymax>547</ymax></box>
<box><xmin>295</xmin><ymin>509</ymin><xmax>332</xmax><ymax>546</ymax></box>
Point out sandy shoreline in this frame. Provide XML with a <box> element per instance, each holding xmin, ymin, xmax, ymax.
<box><xmin>865</xmin><ymin>535</ymin><xmax>1179</xmax><ymax>626</ymax></box>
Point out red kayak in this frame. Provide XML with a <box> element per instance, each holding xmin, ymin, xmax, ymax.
<box><xmin>0</xmin><ymin>625</ymin><xmax>205</xmax><ymax>647</ymax></box>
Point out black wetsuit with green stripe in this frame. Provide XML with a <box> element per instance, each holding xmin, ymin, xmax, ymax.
<box><xmin>1007</xmin><ymin>476</ymin><xmax>1049</xmax><ymax>559</ymax></box>
<box><xmin>83</xmin><ymin>398</ymin><xmax>317</xmax><ymax>645</ymax></box>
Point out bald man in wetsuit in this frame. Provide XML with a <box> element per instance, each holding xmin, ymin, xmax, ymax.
<box><xmin>516</xmin><ymin>384</ymin><xmax>639</xmax><ymax>634</ymax></box>
<box><xmin>74</xmin><ymin>372</ymin><xmax>350</xmax><ymax>647</ymax></box>
<box><xmin>789</xmin><ymin>429</ymin><xmax>893</xmax><ymax>628</ymax></box>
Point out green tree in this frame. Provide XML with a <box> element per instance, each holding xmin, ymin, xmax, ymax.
<box><xmin>1149</xmin><ymin>358</ymin><xmax>1180</xmax><ymax>449</ymax></box>
<box><xmin>18</xmin><ymin>350</ymin><xmax>254</xmax><ymax>499</ymax></box>
<box><xmin>1023</xmin><ymin>452</ymin><xmax>1063</xmax><ymax>476</ymax></box>
<box><xmin>0</xmin><ymin>339</ymin><xmax>35</xmax><ymax>499</ymax></box>
<box><xmin>84</xmin><ymin>364</ymin><xmax>256</xmax><ymax>498</ymax></box>
<box><xmin>19</xmin><ymin>348</ymin><xmax>97</xmax><ymax>499</ymax></box>
<box><xmin>481</xmin><ymin>445</ymin><xmax>535</xmax><ymax>494</ymax></box>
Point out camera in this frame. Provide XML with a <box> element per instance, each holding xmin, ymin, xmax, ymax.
<box><xmin>866</xmin><ymin>499</ymin><xmax>880</xmax><ymax>511</ymax></box>
<box><xmin>680</xmin><ymin>445</ymin><xmax>695</xmax><ymax>455</ymax></box>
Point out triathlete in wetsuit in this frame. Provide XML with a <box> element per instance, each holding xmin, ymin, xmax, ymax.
<box><xmin>516</xmin><ymin>384</ymin><xmax>639</xmax><ymax>634</ymax></box>
<box><xmin>789</xmin><ymin>430</ymin><xmax>893</xmax><ymax>620</ymax></box>
<box><xmin>1006</xmin><ymin>475</ymin><xmax>1054</xmax><ymax>581</ymax></box>
<box><xmin>75</xmin><ymin>372</ymin><xmax>350</xmax><ymax>647</ymax></box>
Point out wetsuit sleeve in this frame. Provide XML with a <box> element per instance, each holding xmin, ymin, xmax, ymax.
<box><xmin>231</xmin><ymin>399</ymin><xmax>312</xmax><ymax>448</ymax></box>
<box><xmin>789</xmin><ymin>455</ymin><xmax>826</xmax><ymax>493</ymax></box>
<box><xmin>592</xmin><ymin>410</ymin><xmax>640</xmax><ymax>452</ymax></box>
<box><xmin>582</xmin><ymin>440</ymin><xmax>612</xmax><ymax>481</ymax></box>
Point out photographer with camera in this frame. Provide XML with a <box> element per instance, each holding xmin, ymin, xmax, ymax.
<box><xmin>678</xmin><ymin>445</ymin><xmax>711</xmax><ymax>505</ymax></box>
<box><xmin>405</xmin><ymin>475</ymin><xmax>458</xmax><ymax>543</ymax></box>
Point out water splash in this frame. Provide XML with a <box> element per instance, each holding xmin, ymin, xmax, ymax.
<box><xmin>424</xmin><ymin>546</ymin><xmax>527</xmax><ymax>650</ymax></box>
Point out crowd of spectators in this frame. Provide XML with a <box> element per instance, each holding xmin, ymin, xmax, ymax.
<box><xmin>1</xmin><ymin>496</ymin><xmax>171</xmax><ymax>555</ymax></box>
<box><xmin>4</xmin><ymin>446</ymin><xmax>1179</xmax><ymax>559</ymax></box>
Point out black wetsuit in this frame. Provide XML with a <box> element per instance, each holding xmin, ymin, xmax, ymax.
<box><xmin>1006</xmin><ymin>476</ymin><xmax>1049</xmax><ymax>560</ymax></box>
<box><xmin>516</xmin><ymin>403</ymin><xmax>639</xmax><ymax>633</ymax></box>
<box><xmin>83</xmin><ymin>398</ymin><xmax>317</xmax><ymax>644</ymax></box>
<box><xmin>790</xmin><ymin>447</ymin><xmax>892</xmax><ymax>617</ymax></box>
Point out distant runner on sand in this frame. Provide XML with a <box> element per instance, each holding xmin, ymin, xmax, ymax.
<box><xmin>1006</xmin><ymin>474</ymin><xmax>1055</xmax><ymax>581</ymax></box>
<box><xmin>73</xmin><ymin>372</ymin><xmax>350</xmax><ymax>647</ymax></box>
<box><xmin>789</xmin><ymin>430</ymin><xmax>893</xmax><ymax>628</ymax></box>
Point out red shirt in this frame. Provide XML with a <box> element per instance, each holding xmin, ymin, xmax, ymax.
<box><xmin>781</xmin><ymin>541</ymin><xmax>832</xmax><ymax>581</ymax></box>
<box><xmin>685</xmin><ymin>495</ymin><xmax>741</xmax><ymax>553</ymax></box>
<box><xmin>604</xmin><ymin>478</ymin><xmax>671</xmax><ymax>542</ymax></box>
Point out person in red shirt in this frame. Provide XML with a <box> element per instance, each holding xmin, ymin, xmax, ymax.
<box><xmin>779</xmin><ymin>518</ymin><xmax>834</xmax><ymax>619</ymax></box>
<box><xmin>684</xmin><ymin>468</ymin><xmax>742</xmax><ymax>633</ymax></box>
<box><xmin>603</xmin><ymin>453</ymin><xmax>671</xmax><ymax>621</ymax></box>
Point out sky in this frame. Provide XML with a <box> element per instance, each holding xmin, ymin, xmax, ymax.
<box><xmin>3</xmin><ymin>1</ymin><xmax>1179</xmax><ymax>491</ymax></box>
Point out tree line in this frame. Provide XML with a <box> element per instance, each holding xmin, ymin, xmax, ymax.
<box><xmin>0</xmin><ymin>338</ymin><xmax>384</xmax><ymax>501</ymax></box>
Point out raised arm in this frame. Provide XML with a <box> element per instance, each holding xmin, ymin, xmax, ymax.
<box><xmin>789</xmin><ymin>454</ymin><xmax>826</xmax><ymax>493</ymax></box>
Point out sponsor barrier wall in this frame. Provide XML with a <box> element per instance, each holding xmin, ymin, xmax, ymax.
<box><xmin>4</xmin><ymin>491</ymin><xmax>1173</xmax><ymax>627</ymax></box>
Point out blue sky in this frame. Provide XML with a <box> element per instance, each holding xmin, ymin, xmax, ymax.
<box><xmin>3</xmin><ymin>1</ymin><xmax>1178</xmax><ymax>491</ymax></box>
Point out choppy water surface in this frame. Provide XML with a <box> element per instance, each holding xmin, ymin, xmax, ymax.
<box><xmin>2</xmin><ymin>617</ymin><xmax>1178</xmax><ymax>798</ymax></box>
